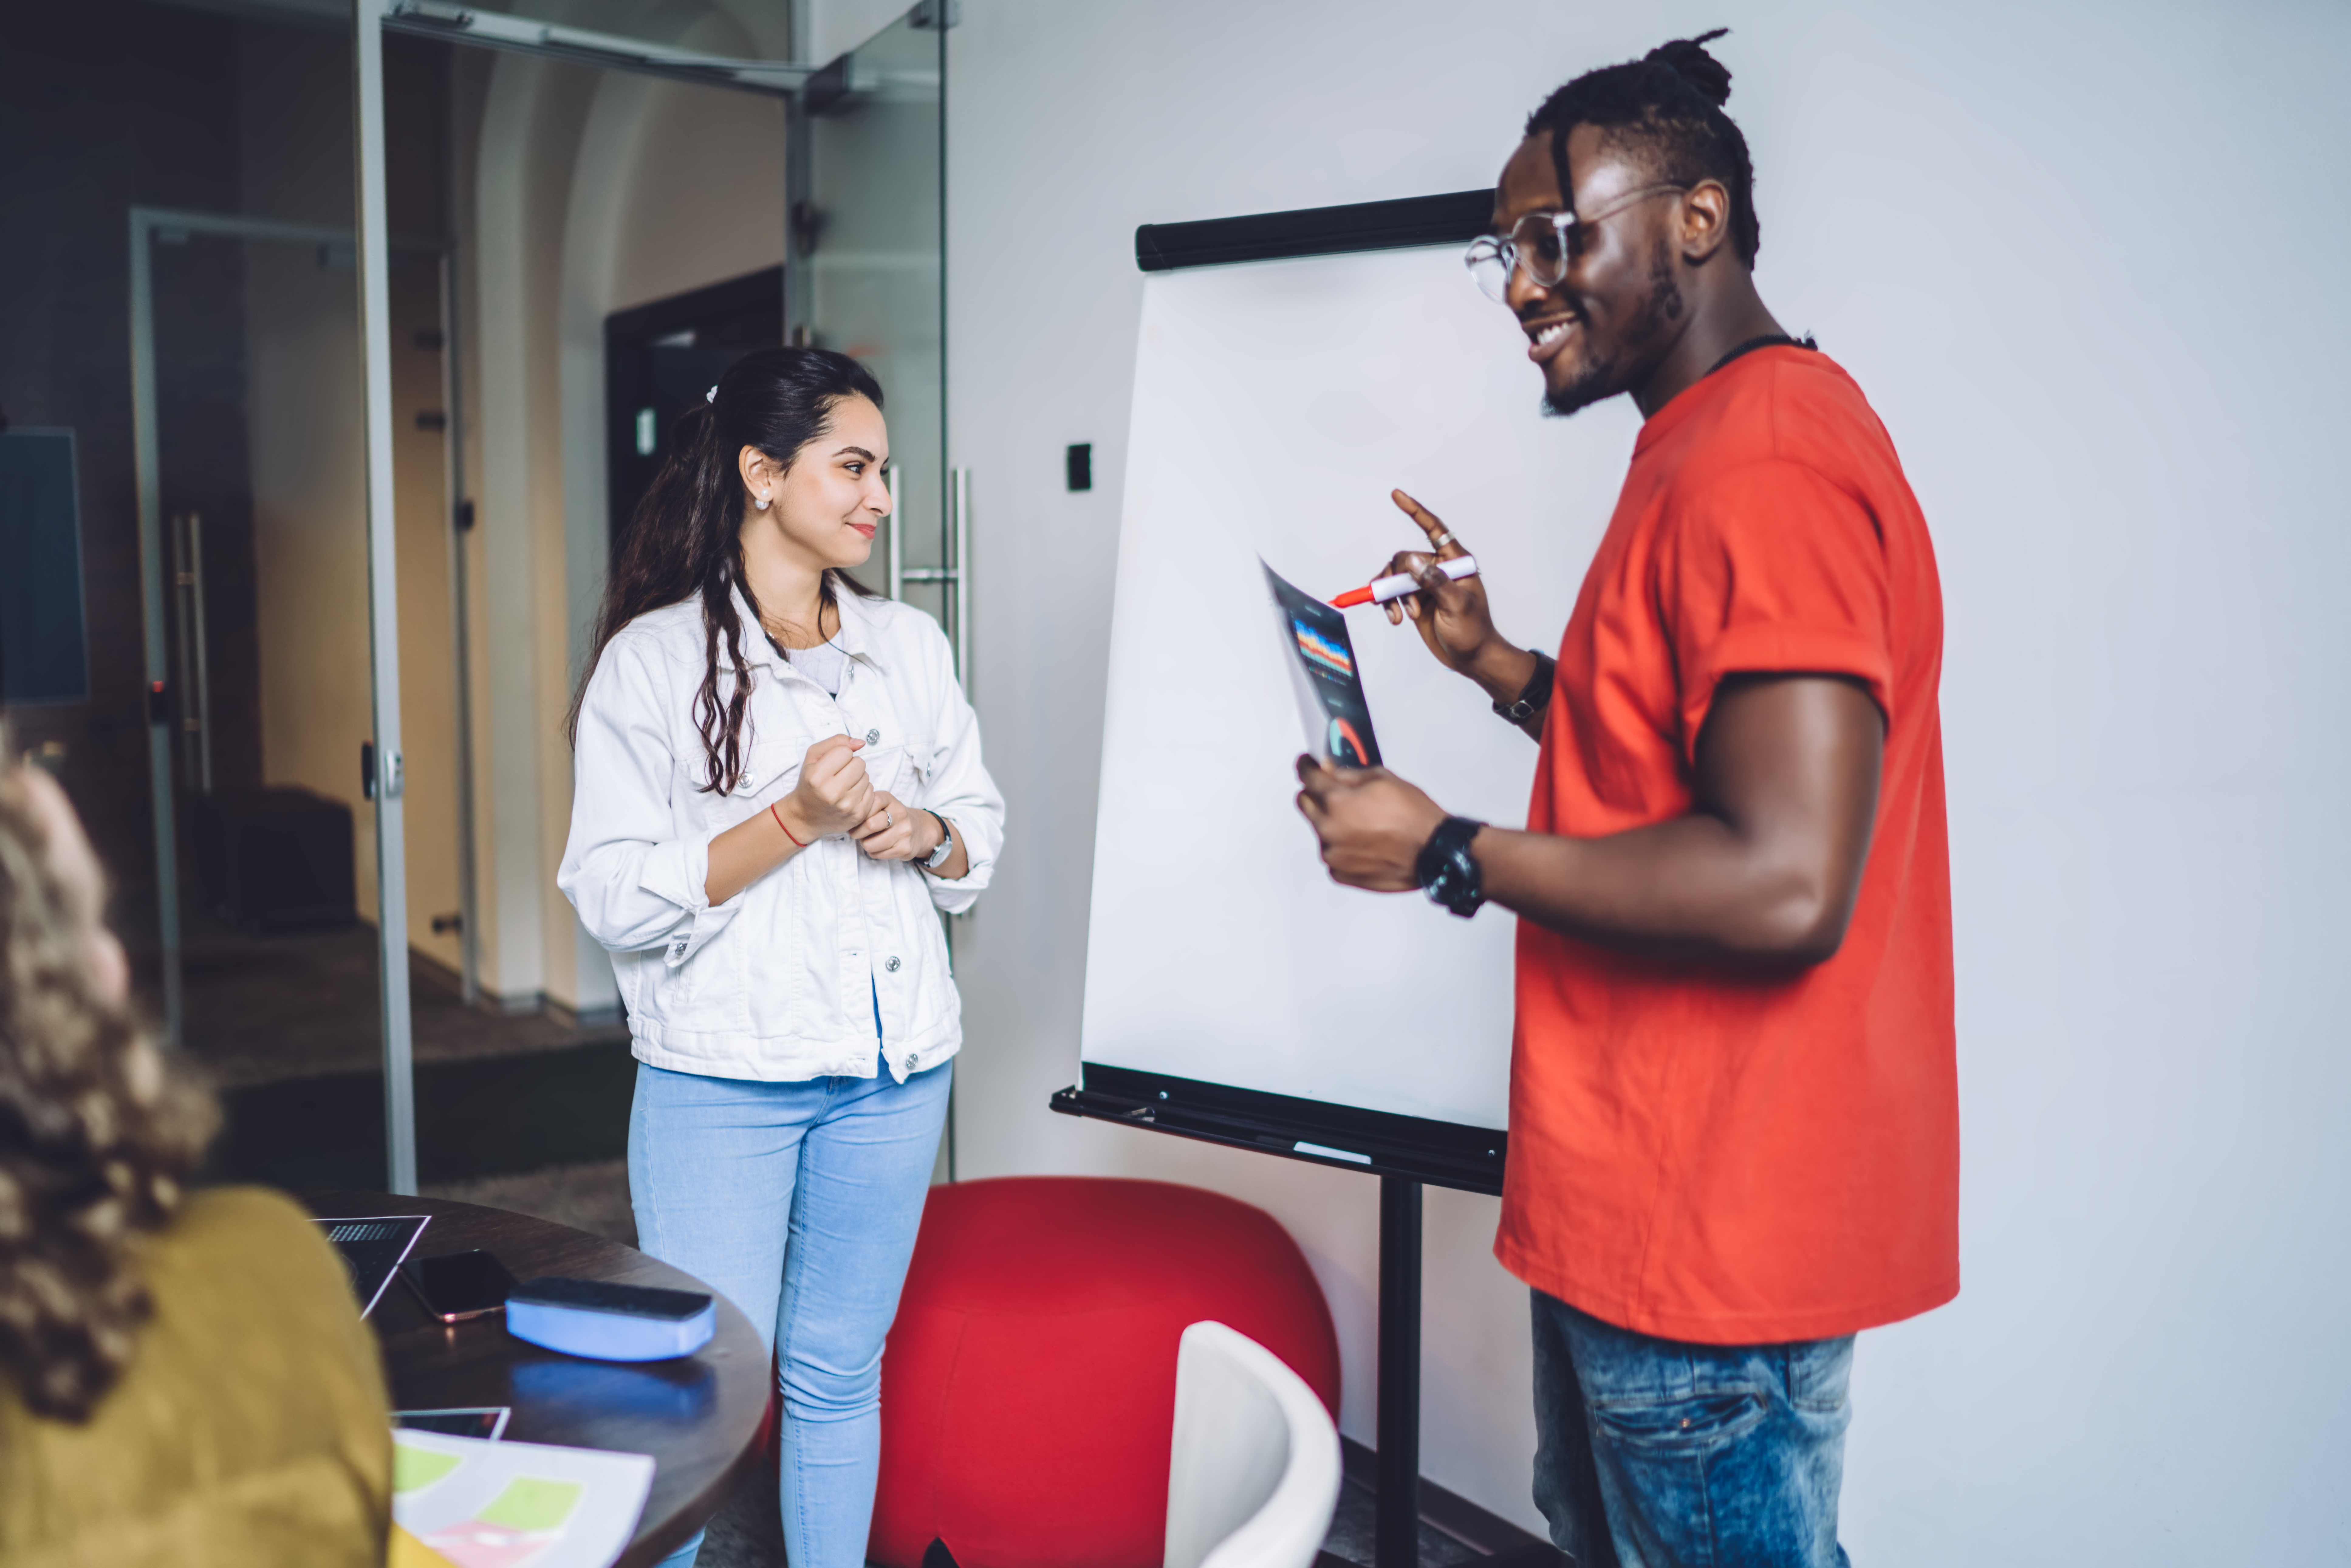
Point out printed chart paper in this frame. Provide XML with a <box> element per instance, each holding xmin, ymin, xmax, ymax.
<box><xmin>391</xmin><ymin>1429</ymin><xmax>653</xmax><ymax>1568</ymax></box>
<box><xmin>1264</xmin><ymin>560</ymin><xmax>1381</xmax><ymax>767</ymax></box>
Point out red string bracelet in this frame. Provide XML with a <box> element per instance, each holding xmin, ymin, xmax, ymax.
<box><xmin>769</xmin><ymin>801</ymin><xmax>809</xmax><ymax>847</ymax></box>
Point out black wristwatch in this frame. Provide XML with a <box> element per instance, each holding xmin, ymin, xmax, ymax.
<box><xmin>1416</xmin><ymin>816</ymin><xmax>1487</xmax><ymax>918</ymax></box>
<box><xmin>1494</xmin><ymin>649</ymin><xmax>1555</xmax><ymax>726</ymax></box>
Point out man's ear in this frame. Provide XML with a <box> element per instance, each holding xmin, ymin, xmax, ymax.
<box><xmin>1678</xmin><ymin>180</ymin><xmax>1735</xmax><ymax>263</ymax></box>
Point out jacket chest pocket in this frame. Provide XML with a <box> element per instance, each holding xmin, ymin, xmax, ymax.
<box><xmin>702</xmin><ymin>734</ymin><xmax>812</xmax><ymax>834</ymax></box>
<box><xmin>859</xmin><ymin>742</ymin><xmax>917</xmax><ymax>801</ymax></box>
<box><xmin>837</xmin><ymin>708</ymin><xmax>924</xmax><ymax>800</ymax></box>
<box><xmin>885</xmin><ymin>734</ymin><xmax>936</xmax><ymax>806</ymax></box>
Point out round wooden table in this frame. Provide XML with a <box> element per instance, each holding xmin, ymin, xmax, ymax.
<box><xmin>304</xmin><ymin>1191</ymin><xmax>770</xmax><ymax>1568</ymax></box>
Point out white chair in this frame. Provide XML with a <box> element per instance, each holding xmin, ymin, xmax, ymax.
<box><xmin>1164</xmin><ymin>1320</ymin><xmax>1343</xmax><ymax>1568</ymax></box>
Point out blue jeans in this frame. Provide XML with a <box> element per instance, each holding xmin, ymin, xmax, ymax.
<box><xmin>1531</xmin><ymin>1291</ymin><xmax>1854</xmax><ymax>1568</ymax></box>
<box><xmin>630</xmin><ymin>1056</ymin><xmax>952</xmax><ymax>1568</ymax></box>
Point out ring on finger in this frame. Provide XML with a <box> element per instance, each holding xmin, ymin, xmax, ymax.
<box><xmin>1428</xmin><ymin>529</ymin><xmax>1456</xmax><ymax>550</ymax></box>
<box><xmin>884</xmin><ymin>808</ymin><xmax>892</xmax><ymax>828</ymax></box>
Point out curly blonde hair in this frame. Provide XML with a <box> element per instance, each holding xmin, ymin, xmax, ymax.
<box><xmin>0</xmin><ymin>757</ymin><xmax>216</xmax><ymax>1422</ymax></box>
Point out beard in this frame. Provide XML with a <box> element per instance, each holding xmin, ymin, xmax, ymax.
<box><xmin>1542</xmin><ymin>239</ymin><xmax>1685</xmax><ymax>418</ymax></box>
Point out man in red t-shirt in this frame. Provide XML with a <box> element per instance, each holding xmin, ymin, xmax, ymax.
<box><xmin>1296</xmin><ymin>32</ymin><xmax>1954</xmax><ymax>1568</ymax></box>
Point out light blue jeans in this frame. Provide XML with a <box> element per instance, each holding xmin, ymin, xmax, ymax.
<box><xmin>630</xmin><ymin>1055</ymin><xmax>952</xmax><ymax>1568</ymax></box>
<box><xmin>1532</xmin><ymin>1291</ymin><xmax>1855</xmax><ymax>1568</ymax></box>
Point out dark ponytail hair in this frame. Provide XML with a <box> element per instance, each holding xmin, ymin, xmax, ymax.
<box><xmin>1525</xmin><ymin>28</ymin><xmax>1762</xmax><ymax>265</ymax></box>
<box><xmin>567</xmin><ymin>346</ymin><xmax>886</xmax><ymax>795</ymax></box>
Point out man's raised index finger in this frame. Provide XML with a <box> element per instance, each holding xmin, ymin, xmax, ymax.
<box><xmin>1391</xmin><ymin>489</ymin><xmax>1466</xmax><ymax>558</ymax></box>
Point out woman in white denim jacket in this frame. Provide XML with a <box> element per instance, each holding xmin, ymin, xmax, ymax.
<box><xmin>558</xmin><ymin>348</ymin><xmax>1002</xmax><ymax>1568</ymax></box>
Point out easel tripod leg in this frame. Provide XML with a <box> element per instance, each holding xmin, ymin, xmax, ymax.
<box><xmin>1377</xmin><ymin>1175</ymin><xmax>1422</xmax><ymax>1568</ymax></box>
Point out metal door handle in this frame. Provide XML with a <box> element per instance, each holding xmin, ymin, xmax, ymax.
<box><xmin>360</xmin><ymin>741</ymin><xmax>402</xmax><ymax>800</ymax></box>
<box><xmin>951</xmin><ymin>467</ymin><xmax>969</xmax><ymax>685</ymax></box>
<box><xmin>887</xmin><ymin>467</ymin><xmax>903</xmax><ymax>601</ymax></box>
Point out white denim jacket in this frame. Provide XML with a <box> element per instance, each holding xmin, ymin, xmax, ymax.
<box><xmin>558</xmin><ymin>587</ymin><xmax>1003</xmax><ymax>1083</ymax></box>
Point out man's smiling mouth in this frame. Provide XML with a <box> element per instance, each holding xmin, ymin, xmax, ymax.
<box><xmin>1525</xmin><ymin>314</ymin><xmax>1579</xmax><ymax>363</ymax></box>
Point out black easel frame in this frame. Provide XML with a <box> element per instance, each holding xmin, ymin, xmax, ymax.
<box><xmin>1060</xmin><ymin>185</ymin><xmax>1503</xmax><ymax>1568</ymax></box>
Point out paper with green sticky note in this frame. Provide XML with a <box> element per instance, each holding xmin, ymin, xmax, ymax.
<box><xmin>476</xmin><ymin>1478</ymin><xmax>584</xmax><ymax>1532</ymax></box>
<box><xmin>393</xmin><ymin>1444</ymin><xmax>464</xmax><ymax>1494</ymax></box>
<box><xmin>389</xmin><ymin>1429</ymin><xmax>652</xmax><ymax>1568</ymax></box>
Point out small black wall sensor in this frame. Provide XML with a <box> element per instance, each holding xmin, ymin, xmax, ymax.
<box><xmin>1066</xmin><ymin>443</ymin><xmax>1092</xmax><ymax>492</ymax></box>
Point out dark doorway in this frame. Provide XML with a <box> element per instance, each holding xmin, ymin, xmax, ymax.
<box><xmin>604</xmin><ymin>265</ymin><xmax>784</xmax><ymax>562</ymax></box>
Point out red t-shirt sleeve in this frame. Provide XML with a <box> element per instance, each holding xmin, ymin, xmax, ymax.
<box><xmin>1656</xmin><ymin>459</ymin><xmax>1894</xmax><ymax>765</ymax></box>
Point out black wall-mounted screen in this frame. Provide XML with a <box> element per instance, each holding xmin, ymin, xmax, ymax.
<box><xmin>0</xmin><ymin>430</ymin><xmax>90</xmax><ymax>706</ymax></box>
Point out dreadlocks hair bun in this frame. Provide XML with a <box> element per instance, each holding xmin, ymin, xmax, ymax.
<box><xmin>1524</xmin><ymin>26</ymin><xmax>1761</xmax><ymax>265</ymax></box>
<box><xmin>1644</xmin><ymin>28</ymin><xmax>1733</xmax><ymax>109</ymax></box>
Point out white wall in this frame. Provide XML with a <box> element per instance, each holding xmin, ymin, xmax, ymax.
<box><xmin>943</xmin><ymin>0</ymin><xmax>2351</xmax><ymax>1558</ymax></box>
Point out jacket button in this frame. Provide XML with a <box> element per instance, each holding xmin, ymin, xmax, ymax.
<box><xmin>884</xmin><ymin>956</ymin><xmax>902</xmax><ymax>972</ymax></box>
<box><xmin>865</xmin><ymin>728</ymin><xmax>881</xmax><ymax>745</ymax></box>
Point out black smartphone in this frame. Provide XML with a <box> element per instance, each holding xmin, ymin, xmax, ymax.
<box><xmin>400</xmin><ymin>1250</ymin><xmax>518</xmax><ymax>1323</ymax></box>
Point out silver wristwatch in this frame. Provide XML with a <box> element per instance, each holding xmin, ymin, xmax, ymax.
<box><xmin>921</xmin><ymin>811</ymin><xmax>955</xmax><ymax>871</ymax></box>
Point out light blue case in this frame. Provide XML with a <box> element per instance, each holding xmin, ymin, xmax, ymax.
<box><xmin>504</xmin><ymin>1277</ymin><xmax>717</xmax><ymax>1361</ymax></box>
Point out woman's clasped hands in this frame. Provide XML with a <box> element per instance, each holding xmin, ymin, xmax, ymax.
<box><xmin>779</xmin><ymin>734</ymin><xmax>874</xmax><ymax>840</ymax></box>
<box><xmin>777</xmin><ymin>735</ymin><xmax>940</xmax><ymax>863</ymax></box>
<box><xmin>851</xmin><ymin>790</ymin><xmax>940</xmax><ymax>863</ymax></box>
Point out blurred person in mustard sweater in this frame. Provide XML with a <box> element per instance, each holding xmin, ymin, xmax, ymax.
<box><xmin>0</xmin><ymin>746</ymin><xmax>393</xmax><ymax>1567</ymax></box>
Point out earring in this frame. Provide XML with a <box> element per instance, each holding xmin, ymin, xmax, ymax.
<box><xmin>756</xmin><ymin>494</ymin><xmax>771</xmax><ymax>511</ymax></box>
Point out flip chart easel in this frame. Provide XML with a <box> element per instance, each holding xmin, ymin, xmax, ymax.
<box><xmin>1056</xmin><ymin>186</ymin><xmax>1501</xmax><ymax>1568</ymax></box>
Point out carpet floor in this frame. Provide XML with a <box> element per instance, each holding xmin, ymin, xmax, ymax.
<box><xmin>207</xmin><ymin>1039</ymin><xmax>638</xmax><ymax>1189</ymax></box>
<box><xmin>178</xmin><ymin>916</ymin><xmax>628</xmax><ymax>1088</ymax></box>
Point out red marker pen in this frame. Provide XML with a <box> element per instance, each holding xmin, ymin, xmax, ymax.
<box><xmin>1330</xmin><ymin>554</ymin><xmax>1480</xmax><ymax>608</ymax></box>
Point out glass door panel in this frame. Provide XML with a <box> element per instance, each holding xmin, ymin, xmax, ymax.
<box><xmin>136</xmin><ymin>221</ymin><xmax>404</xmax><ymax>1191</ymax></box>
<box><xmin>793</xmin><ymin>9</ymin><xmax>951</xmax><ymax>645</ymax></box>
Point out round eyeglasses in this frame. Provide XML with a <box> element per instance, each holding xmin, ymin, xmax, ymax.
<box><xmin>1463</xmin><ymin>184</ymin><xmax>1689</xmax><ymax>302</ymax></box>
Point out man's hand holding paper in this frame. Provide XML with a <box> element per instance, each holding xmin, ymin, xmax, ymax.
<box><xmin>1293</xmin><ymin>757</ymin><xmax>1444</xmax><ymax>893</ymax></box>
